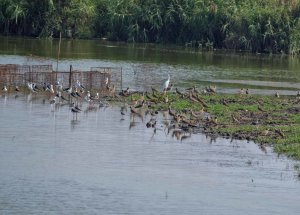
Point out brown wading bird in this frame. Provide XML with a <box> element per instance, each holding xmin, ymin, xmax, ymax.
<box><xmin>130</xmin><ymin>106</ymin><xmax>139</xmax><ymax>114</ymax></box>
<box><xmin>261</xmin><ymin>129</ymin><xmax>270</xmax><ymax>136</ymax></box>
<box><xmin>180</xmin><ymin>132</ymin><xmax>192</xmax><ymax>141</ymax></box>
<box><xmin>145</xmin><ymin>92</ymin><xmax>153</xmax><ymax>100</ymax></box>
<box><xmin>120</xmin><ymin>87</ymin><xmax>130</xmax><ymax>97</ymax></box>
<box><xmin>174</xmin><ymin>114</ymin><xmax>183</xmax><ymax>123</ymax></box>
<box><xmin>211</xmin><ymin>116</ymin><xmax>218</xmax><ymax>125</ymax></box>
<box><xmin>175</xmin><ymin>88</ymin><xmax>184</xmax><ymax>96</ymax></box>
<box><xmin>151</xmin><ymin>87</ymin><xmax>159</xmax><ymax>93</ymax></box>
<box><xmin>206</xmin><ymin>85</ymin><xmax>217</xmax><ymax>93</ymax></box>
<box><xmin>130</xmin><ymin>106</ymin><xmax>143</xmax><ymax>118</ymax></box>
<box><xmin>191</xmin><ymin>110</ymin><xmax>203</xmax><ymax>118</ymax></box>
<box><xmin>238</xmin><ymin>88</ymin><xmax>245</xmax><ymax>95</ymax></box>
<box><xmin>172</xmin><ymin>129</ymin><xmax>183</xmax><ymax>140</ymax></box>
<box><xmin>139</xmin><ymin>92</ymin><xmax>145</xmax><ymax>102</ymax></box>
<box><xmin>258</xmin><ymin>105</ymin><xmax>265</xmax><ymax>112</ymax></box>
<box><xmin>168</xmin><ymin>106</ymin><xmax>176</xmax><ymax>117</ymax></box>
<box><xmin>185</xmin><ymin>86</ymin><xmax>193</xmax><ymax>91</ymax></box>
<box><xmin>186</xmin><ymin>85</ymin><xmax>200</xmax><ymax>94</ymax></box>
<box><xmin>190</xmin><ymin>107</ymin><xmax>204</xmax><ymax>118</ymax></box>
<box><xmin>189</xmin><ymin>93</ymin><xmax>199</xmax><ymax>103</ymax></box>
<box><xmin>134</xmin><ymin>100</ymin><xmax>145</xmax><ymax>109</ymax></box>
<box><xmin>232</xmin><ymin>114</ymin><xmax>240</xmax><ymax>124</ymax></box>
<box><xmin>206</xmin><ymin>116</ymin><xmax>218</xmax><ymax>126</ymax></box>
<box><xmin>221</xmin><ymin>98</ymin><xmax>229</xmax><ymax>106</ymax></box>
<box><xmin>275</xmin><ymin>128</ymin><xmax>285</xmax><ymax>138</ymax></box>
<box><xmin>195</xmin><ymin>98</ymin><xmax>206</xmax><ymax>109</ymax></box>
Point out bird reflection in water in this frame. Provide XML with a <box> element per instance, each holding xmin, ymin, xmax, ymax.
<box><xmin>71</xmin><ymin>119</ymin><xmax>80</xmax><ymax>131</ymax></box>
<box><xmin>129</xmin><ymin>113</ymin><xmax>138</xmax><ymax>130</ymax></box>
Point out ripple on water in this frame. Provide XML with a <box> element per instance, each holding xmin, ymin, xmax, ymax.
<box><xmin>0</xmin><ymin>96</ymin><xmax>300</xmax><ymax>214</ymax></box>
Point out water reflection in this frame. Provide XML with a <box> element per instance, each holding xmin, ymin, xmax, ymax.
<box><xmin>0</xmin><ymin>37</ymin><xmax>299</xmax><ymax>95</ymax></box>
<box><xmin>1</xmin><ymin>37</ymin><xmax>300</xmax><ymax>213</ymax></box>
<box><xmin>1</xmin><ymin>95</ymin><xmax>300</xmax><ymax>214</ymax></box>
<box><xmin>70</xmin><ymin>119</ymin><xmax>80</xmax><ymax>131</ymax></box>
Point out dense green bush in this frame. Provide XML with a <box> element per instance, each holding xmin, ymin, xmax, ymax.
<box><xmin>0</xmin><ymin>0</ymin><xmax>95</xmax><ymax>38</ymax></box>
<box><xmin>1</xmin><ymin>0</ymin><xmax>300</xmax><ymax>54</ymax></box>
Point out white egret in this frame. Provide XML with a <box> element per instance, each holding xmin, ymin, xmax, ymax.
<box><xmin>163</xmin><ymin>74</ymin><xmax>170</xmax><ymax>92</ymax></box>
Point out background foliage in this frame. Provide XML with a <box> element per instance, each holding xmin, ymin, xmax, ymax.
<box><xmin>1</xmin><ymin>0</ymin><xmax>300</xmax><ymax>54</ymax></box>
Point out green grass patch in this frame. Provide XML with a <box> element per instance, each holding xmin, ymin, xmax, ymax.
<box><xmin>123</xmin><ymin>90</ymin><xmax>300</xmax><ymax>159</ymax></box>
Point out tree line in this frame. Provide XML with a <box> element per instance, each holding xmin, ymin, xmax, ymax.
<box><xmin>1</xmin><ymin>0</ymin><xmax>300</xmax><ymax>54</ymax></box>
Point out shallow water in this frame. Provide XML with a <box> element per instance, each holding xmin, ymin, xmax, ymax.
<box><xmin>0</xmin><ymin>36</ymin><xmax>299</xmax><ymax>95</ymax></box>
<box><xmin>0</xmin><ymin>95</ymin><xmax>300</xmax><ymax>214</ymax></box>
<box><xmin>1</xmin><ymin>37</ymin><xmax>300</xmax><ymax>214</ymax></box>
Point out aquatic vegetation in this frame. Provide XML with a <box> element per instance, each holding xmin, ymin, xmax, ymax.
<box><xmin>2</xmin><ymin>0</ymin><xmax>300</xmax><ymax>54</ymax></box>
<box><xmin>199</xmin><ymin>94</ymin><xmax>300</xmax><ymax>158</ymax></box>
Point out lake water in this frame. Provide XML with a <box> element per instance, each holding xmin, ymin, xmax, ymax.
<box><xmin>0</xmin><ymin>95</ymin><xmax>300</xmax><ymax>214</ymax></box>
<box><xmin>0</xmin><ymin>37</ymin><xmax>300</xmax><ymax>214</ymax></box>
<box><xmin>0</xmin><ymin>36</ymin><xmax>299</xmax><ymax>94</ymax></box>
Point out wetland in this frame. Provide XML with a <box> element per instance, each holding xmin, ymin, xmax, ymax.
<box><xmin>0</xmin><ymin>37</ymin><xmax>300</xmax><ymax>214</ymax></box>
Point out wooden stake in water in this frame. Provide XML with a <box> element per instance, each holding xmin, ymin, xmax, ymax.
<box><xmin>121</xmin><ymin>67</ymin><xmax>123</xmax><ymax>90</ymax></box>
<box><xmin>69</xmin><ymin>65</ymin><xmax>72</xmax><ymax>88</ymax></box>
<box><xmin>56</xmin><ymin>32</ymin><xmax>62</xmax><ymax>73</ymax></box>
<box><xmin>69</xmin><ymin>65</ymin><xmax>72</xmax><ymax>103</ymax></box>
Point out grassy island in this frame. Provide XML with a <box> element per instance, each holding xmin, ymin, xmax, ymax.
<box><xmin>124</xmin><ymin>88</ymin><xmax>300</xmax><ymax>160</ymax></box>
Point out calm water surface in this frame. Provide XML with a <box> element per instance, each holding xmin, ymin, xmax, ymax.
<box><xmin>0</xmin><ymin>95</ymin><xmax>300</xmax><ymax>214</ymax></box>
<box><xmin>0</xmin><ymin>36</ymin><xmax>299</xmax><ymax>94</ymax></box>
<box><xmin>1</xmin><ymin>37</ymin><xmax>300</xmax><ymax>214</ymax></box>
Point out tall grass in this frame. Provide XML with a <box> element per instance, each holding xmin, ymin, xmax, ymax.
<box><xmin>1</xmin><ymin>0</ymin><xmax>300</xmax><ymax>54</ymax></box>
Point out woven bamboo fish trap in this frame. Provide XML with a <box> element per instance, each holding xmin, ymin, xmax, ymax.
<box><xmin>0</xmin><ymin>64</ymin><xmax>122</xmax><ymax>93</ymax></box>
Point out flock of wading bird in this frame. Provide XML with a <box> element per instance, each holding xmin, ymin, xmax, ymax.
<box><xmin>1</xmin><ymin>74</ymin><xmax>300</xmax><ymax>141</ymax></box>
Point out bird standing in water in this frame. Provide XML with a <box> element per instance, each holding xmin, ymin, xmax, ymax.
<box><xmin>2</xmin><ymin>85</ymin><xmax>8</xmax><ymax>93</ymax></box>
<box><xmin>163</xmin><ymin>74</ymin><xmax>170</xmax><ymax>93</ymax></box>
<box><xmin>105</xmin><ymin>77</ymin><xmax>109</xmax><ymax>87</ymax></box>
<box><xmin>15</xmin><ymin>86</ymin><xmax>20</xmax><ymax>92</ymax></box>
<box><xmin>71</xmin><ymin>103</ymin><xmax>81</xmax><ymax>120</ymax></box>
